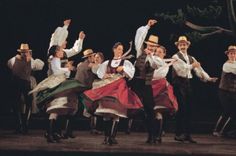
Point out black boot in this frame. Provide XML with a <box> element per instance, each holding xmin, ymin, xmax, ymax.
<box><xmin>108</xmin><ymin>121</ymin><xmax>119</xmax><ymax>145</ymax></box>
<box><xmin>125</xmin><ymin>119</ymin><xmax>133</xmax><ymax>134</ymax></box>
<box><xmin>103</xmin><ymin>120</ymin><xmax>111</xmax><ymax>144</ymax></box>
<box><xmin>64</xmin><ymin>116</ymin><xmax>76</xmax><ymax>139</ymax></box>
<box><xmin>52</xmin><ymin>119</ymin><xmax>61</xmax><ymax>143</ymax></box>
<box><xmin>22</xmin><ymin>110</ymin><xmax>31</xmax><ymax>134</ymax></box>
<box><xmin>155</xmin><ymin>118</ymin><xmax>163</xmax><ymax>144</ymax></box>
<box><xmin>47</xmin><ymin>119</ymin><xmax>56</xmax><ymax>143</ymax></box>
<box><xmin>145</xmin><ymin>120</ymin><xmax>153</xmax><ymax>144</ymax></box>
<box><xmin>15</xmin><ymin>113</ymin><xmax>24</xmax><ymax>134</ymax></box>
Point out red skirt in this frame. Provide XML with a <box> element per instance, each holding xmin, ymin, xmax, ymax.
<box><xmin>152</xmin><ymin>78</ymin><xmax>178</xmax><ymax>114</ymax></box>
<box><xmin>82</xmin><ymin>78</ymin><xmax>143</xmax><ymax>118</ymax></box>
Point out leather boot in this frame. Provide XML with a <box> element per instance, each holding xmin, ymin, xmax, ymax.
<box><xmin>108</xmin><ymin>121</ymin><xmax>119</xmax><ymax>145</ymax></box>
<box><xmin>63</xmin><ymin>116</ymin><xmax>76</xmax><ymax>139</ymax></box>
<box><xmin>47</xmin><ymin>119</ymin><xmax>56</xmax><ymax>143</ymax></box>
<box><xmin>103</xmin><ymin>120</ymin><xmax>111</xmax><ymax>144</ymax></box>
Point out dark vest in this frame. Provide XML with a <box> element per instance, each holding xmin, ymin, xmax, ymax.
<box><xmin>172</xmin><ymin>52</ymin><xmax>194</xmax><ymax>86</ymax></box>
<box><xmin>219</xmin><ymin>71</ymin><xmax>236</xmax><ymax>92</ymax></box>
<box><xmin>106</xmin><ymin>59</ymin><xmax>125</xmax><ymax>74</ymax></box>
<box><xmin>75</xmin><ymin>60</ymin><xmax>96</xmax><ymax>88</ymax></box>
<box><xmin>12</xmin><ymin>57</ymin><xmax>31</xmax><ymax>81</ymax></box>
<box><xmin>172</xmin><ymin>52</ymin><xmax>194</xmax><ymax>79</ymax></box>
<box><xmin>135</xmin><ymin>53</ymin><xmax>155</xmax><ymax>85</ymax></box>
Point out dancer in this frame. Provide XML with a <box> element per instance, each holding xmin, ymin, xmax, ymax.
<box><xmin>172</xmin><ymin>36</ymin><xmax>218</xmax><ymax>143</ymax></box>
<box><xmin>213</xmin><ymin>45</ymin><xmax>236</xmax><ymax>137</ymax></box>
<box><xmin>82</xmin><ymin>42</ymin><xmax>142</xmax><ymax>145</ymax></box>
<box><xmin>7</xmin><ymin>43</ymin><xmax>44</xmax><ymax>134</ymax></box>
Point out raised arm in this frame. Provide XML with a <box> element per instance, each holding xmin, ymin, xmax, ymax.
<box><xmin>64</xmin><ymin>31</ymin><xmax>85</xmax><ymax>58</ymax></box>
<box><xmin>134</xmin><ymin>19</ymin><xmax>157</xmax><ymax>58</ymax></box>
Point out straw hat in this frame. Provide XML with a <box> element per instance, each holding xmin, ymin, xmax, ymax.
<box><xmin>144</xmin><ymin>35</ymin><xmax>159</xmax><ymax>46</ymax></box>
<box><xmin>225</xmin><ymin>45</ymin><xmax>236</xmax><ymax>54</ymax></box>
<box><xmin>17</xmin><ymin>43</ymin><xmax>32</xmax><ymax>52</ymax></box>
<box><xmin>82</xmin><ymin>49</ymin><xmax>95</xmax><ymax>58</ymax></box>
<box><xmin>175</xmin><ymin>36</ymin><xmax>191</xmax><ymax>46</ymax></box>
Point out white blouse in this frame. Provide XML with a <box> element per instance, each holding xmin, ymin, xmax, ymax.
<box><xmin>48</xmin><ymin>25</ymin><xmax>84</xmax><ymax>58</ymax></box>
<box><xmin>152</xmin><ymin>57</ymin><xmax>169</xmax><ymax>80</ymax></box>
<box><xmin>50</xmin><ymin>57</ymin><xmax>70</xmax><ymax>78</ymax></box>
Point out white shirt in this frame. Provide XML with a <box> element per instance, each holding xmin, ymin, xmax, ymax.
<box><xmin>97</xmin><ymin>59</ymin><xmax>135</xmax><ymax>79</ymax></box>
<box><xmin>223</xmin><ymin>61</ymin><xmax>236</xmax><ymax>74</ymax></box>
<box><xmin>135</xmin><ymin>25</ymin><xmax>150</xmax><ymax>58</ymax></box>
<box><xmin>48</xmin><ymin>25</ymin><xmax>84</xmax><ymax>58</ymax></box>
<box><xmin>50</xmin><ymin>57</ymin><xmax>70</xmax><ymax>78</ymax></box>
<box><xmin>172</xmin><ymin>51</ymin><xmax>210</xmax><ymax>81</ymax></box>
<box><xmin>7</xmin><ymin>56</ymin><xmax>45</xmax><ymax>71</ymax></box>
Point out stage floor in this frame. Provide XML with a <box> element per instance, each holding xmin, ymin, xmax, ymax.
<box><xmin>0</xmin><ymin>130</ymin><xmax>236</xmax><ymax>156</ymax></box>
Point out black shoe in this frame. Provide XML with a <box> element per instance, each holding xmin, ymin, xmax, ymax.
<box><xmin>91</xmin><ymin>129</ymin><xmax>103</xmax><ymax>135</ymax></box>
<box><xmin>155</xmin><ymin>137</ymin><xmax>162</xmax><ymax>144</ymax></box>
<box><xmin>145</xmin><ymin>137</ymin><xmax>152</xmax><ymax>144</ymax></box>
<box><xmin>108</xmin><ymin>137</ymin><xmax>118</xmax><ymax>145</ymax></box>
<box><xmin>63</xmin><ymin>133</ymin><xmax>76</xmax><ymax>139</ymax></box>
<box><xmin>47</xmin><ymin>135</ymin><xmax>56</xmax><ymax>143</ymax></box>
<box><xmin>174</xmin><ymin>135</ymin><xmax>184</xmax><ymax>142</ymax></box>
<box><xmin>184</xmin><ymin>136</ymin><xmax>197</xmax><ymax>144</ymax></box>
<box><xmin>103</xmin><ymin>136</ymin><xmax>108</xmax><ymax>144</ymax></box>
<box><xmin>53</xmin><ymin>133</ymin><xmax>61</xmax><ymax>143</ymax></box>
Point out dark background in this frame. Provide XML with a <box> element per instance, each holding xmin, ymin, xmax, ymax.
<box><xmin>0</xmin><ymin>0</ymin><xmax>234</xmax><ymax>123</ymax></box>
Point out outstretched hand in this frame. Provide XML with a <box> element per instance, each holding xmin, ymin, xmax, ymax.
<box><xmin>208</xmin><ymin>77</ymin><xmax>218</xmax><ymax>83</ymax></box>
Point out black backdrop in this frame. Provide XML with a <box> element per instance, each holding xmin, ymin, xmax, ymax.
<box><xmin>0</xmin><ymin>0</ymin><xmax>235</xmax><ymax>121</ymax></box>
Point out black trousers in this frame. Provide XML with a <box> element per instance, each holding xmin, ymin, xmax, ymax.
<box><xmin>135</xmin><ymin>79</ymin><xmax>155</xmax><ymax>135</ymax></box>
<box><xmin>218</xmin><ymin>89</ymin><xmax>236</xmax><ymax>119</ymax></box>
<box><xmin>12</xmin><ymin>77</ymin><xmax>32</xmax><ymax>129</ymax></box>
<box><xmin>173</xmin><ymin>78</ymin><xmax>193</xmax><ymax>137</ymax></box>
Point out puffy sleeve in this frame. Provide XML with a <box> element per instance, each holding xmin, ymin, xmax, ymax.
<box><xmin>31</xmin><ymin>58</ymin><xmax>45</xmax><ymax>71</ymax></box>
<box><xmin>63</xmin><ymin>38</ymin><xmax>84</xmax><ymax>58</ymax></box>
<box><xmin>135</xmin><ymin>25</ymin><xmax>150</xmax><ymax>58</ymax></box>
<box><xmin>51</xmin><ymin>58</ymin><xmax>70</xmax><ymax>78</ymax></box>
<box><xmin>123</xmin><ymin>60</ymin><xmax>135</xmax><ymax>79</ymax></box>
<box><xmin>97</xmin><ymin>60</ymin><xmax>109</xmax><ymax>79</ymax></box>
<box><xmin>192</xmin><ymin>57</ymin><xmax>211</xmax><ymax>82</ymax></box>
<box><xmin>48</xmin><ymin>25</ymin><xmax>69</xmax><ymax>50</ymax></box>
<box><xmin>7</xmin><ymin>57</ymin><xmax>16</xmax><ymax>69</ymax></box>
